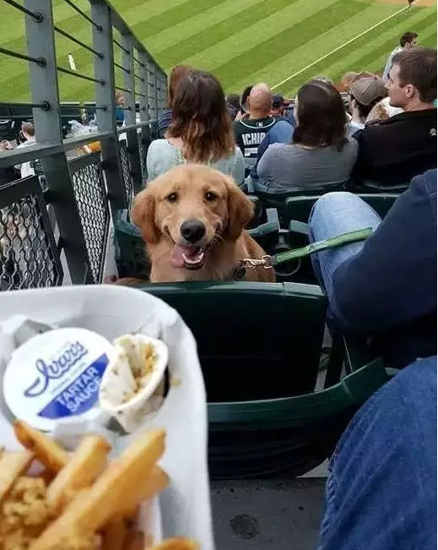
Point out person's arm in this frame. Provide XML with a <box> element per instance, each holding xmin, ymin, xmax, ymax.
<box><xmin>382</xmin><ymin>52</ymin><xmax>394</xmax><ymax>82</ymax></box>
<box><xmin>350</xmin><ymin>128</ymin><xmax>371</xmax><ymax>184</ymax></box>
<box><xmin>256</xmin><ymin>144</ymin><xmax>280</xmax><ymax>182</ymax></box>
<box><xmin>232</xmin><ymin>147</ymin><xmax>245</xmax><ymax>186</ymax></box>
<box><xmin>331</xmin><ymin>171</ymin><xmax>437</xmax><ymax>334</ymax></box>
<box><xmin>146</xmin><ymin>140</ymin><xmax>161</xmax><ymax>182</ymax></box>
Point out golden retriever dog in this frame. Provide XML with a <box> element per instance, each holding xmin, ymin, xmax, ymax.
<box><xmin>131</xmin><ymin>164</ymin><xmax>275</xmax><ymax>283</ymax></box>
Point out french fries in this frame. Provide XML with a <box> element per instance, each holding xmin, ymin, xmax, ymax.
<box><xmin>102</xmin><ymin>518</ymin><xmax>129</xmax><ymax>550</ymax></box>
<box><xmin>145</xmin><ymin>539</ymin><xmax>200</xmax><ymax>550</ymax></box>
<box><xmin>13</xmin><ymin>420</ymin><xmax>68</xmax><ymax>472</ymax></box>
<box><xmin>30</xmin><ymin>430</ymin><xmax>165</xmax><ymax>550</ymax></box>
<box><xmin>0</xmin><ymin>449</ymin><xmax>34</xmax><ymax>502</ymax></box>
<box><xmin>47</xmin><ymin>435</ymin><xmax>111</xmax><ymax>511</ymax></box>
<box><xmin>1</xmin><ymin>423</ymin><xmax>195</xmax><ymax>550</ymax></box>
<box><xmin>118</xmin><ymin>466</ymin><xmax>169</xmax><ymax>519</ymax></box>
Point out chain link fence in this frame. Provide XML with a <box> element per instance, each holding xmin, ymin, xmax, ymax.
<box><xmin>0</xmin><ymin>177</ymin><xmax>63</xmax><ymax>291</ymax></box>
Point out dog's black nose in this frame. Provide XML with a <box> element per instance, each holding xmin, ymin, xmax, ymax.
<box><xmin>180</xmin><ymin>219</ymin><xmax>206</xmax><ymax>243</ymax></box>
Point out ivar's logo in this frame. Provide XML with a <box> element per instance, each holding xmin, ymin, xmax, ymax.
<box><xmin>24</xmin><ymin>341</ymin><xmax>87</xmax><ymax>398</ymax></box>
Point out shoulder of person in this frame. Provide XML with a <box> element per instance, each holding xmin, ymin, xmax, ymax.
<box><xmin>345</xmin><ymin>136</ymin><xmax>359</xmax><ymax>151</ymax></box>
<box><xmin>148</xmin><ymin>139</ymin><xmax>171</xmax><ymax>153</ymax></box>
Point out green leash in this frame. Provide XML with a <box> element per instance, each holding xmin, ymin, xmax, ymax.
<box><xmin>238</xmin><ymin>227</ymin><xmax>373</xmax><ymax>274</ymax></box>
<box><xmin>270</xmin><ymin>227</ymin><xmax>373</xmax><ymax>267</ymax></box>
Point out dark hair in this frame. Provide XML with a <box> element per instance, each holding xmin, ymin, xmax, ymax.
<box><xmin>393</xmin><ymin>47</ymin><xmax>437</xmax><ymax>103</ymax></box>
<box><xmin>168</xmin><ymin>65</ymin><xmax>193</xmax><ymax>109</ymax></box>
<box><xmin>354</xmin><ymin>99</ymin><xmax>380</xmax><ymax>119</ymax></box>
<box><xmin>400</xmin><ymin>32</ymin><xmax>418</xmax><ymax>47</ymax></box>
<box><xmin>168</xmin><ymin>70</ymin><xmax>235</xmax><ymax>163</ymax></box>
<box><xmin>293</xmin><ymin>80</ymin><xmax>347</xmax><ymax>150</ymax></box>
<box><xmin>226</xmin><ymin>94</ymin><xmax>241</xmax><ymax>111</ymax></box>
<box><xmin>240</xmin><ymin>85</ymin><xmax>253</xmax><ymax>112</ymax></box>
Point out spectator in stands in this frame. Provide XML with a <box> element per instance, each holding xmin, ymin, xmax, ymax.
<box><xmin>226</xmin><ymin>93</ymin><xmax>241</xmax><ymax>121</ymax></box>
<box><xmin>347</xmin><ymin>75</ymin><xmax>387</xmax><ymax>135</ymax></box>
<box><xmin>319</xmin><ymin>355</ymin><xmax>436</xmax><ymax>550</ymax></box>
<box><xmin>147</xmin><ymin>70</ymin><xmax>245</xmax><ymax>184</ymax></box>
<box><xmin>234</xmin><ymin>83</ymin><xmax>282</xmax><ymax>172</ymax></box>
<box><xmin>352</xmin><ymin>47</ymin><xmax>437</xmax><ymax>187</ymax></box>
<box><xmin>366</xmin><ymin>97</ymin><xmax>403</xmax><ymax>124</ymax></box>
<box><xmin>270</xmin><ymin>94</ymin><xmax>285</xmax><ymax>117</ymax></box>
<box><xmin>256</xmin><ymin>80</ymin><xmax>357</xmax><ymax>192</ymax></box>
<box><xmin>382</xmin><ymin>31</ymin><xmax>418</xmax><ymax>82</ymax></box>
<box><xmin>309</xmin><ymin>169</ymin><xmax>437</xmax><ymax>369</ymax></box>
<box><xmin>14</xmin><ymin>122</ymin><xmax>36</xmax><ymax>178</ymax></box>
<box><xmin>115</xmin><ymin>92</ymin><xmax>125</xmax><ymax>124</ymax></box>
<box><xmin>158</xmin><ymin>65</ymin><xmax>193</xmax><ymax>138</ymax></box>
<box><xmin>0</xmin><ymin>140</ymin><xmax>16</xmax><ymax>185</ymax></box>
<box><xmin>238</xmin><ymin>85</ymin><xmax>253</xmax><ymax>118</ymax></box>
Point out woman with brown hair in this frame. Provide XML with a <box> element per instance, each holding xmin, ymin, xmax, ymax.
<box><xmin>147</xmin><ymin>70</ymin><xmax>245</xmax><ymax>184</ymax></box>
<box><xmin>158</xmin><ymin>65</ymin><xmax>192</xmax><ymax>138</ymax></box>
<box><xmin>257</xmin><ymin>79</ymin><xmax>358</xmax><ymax>192</ymax></box>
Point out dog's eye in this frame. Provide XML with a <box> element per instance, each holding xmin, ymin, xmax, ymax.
<box><xmin>166</xmin><ymin>192</ymin><xmax>178</xmax><ymax>203</ymax></box>
<box><xmin>205</xmin><ymin>191</ymin><xmax>217</xmax><ymax>201</ymax></box>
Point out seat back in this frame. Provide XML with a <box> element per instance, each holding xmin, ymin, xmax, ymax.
<box><xmin>140</xmin><ymin>281</ymin><xmax>326</xmax><ymax>402</ymax></box>
<box><xmin>286</xmin><ymin>193</ymin><xmax>399</xmax><ymax>224</ymax></box>
<box><xmin>137</xmin><ymin>281</ymin><xmax>390</xmax><ymax>478</ymax></box>
<box><xmin>252</xmin><ymin>183</ymin><xmax>346</xmax><ymax>222</ymax></box>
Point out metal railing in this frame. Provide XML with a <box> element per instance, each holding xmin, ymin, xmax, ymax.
<box><xmin>0</xmin><ymin>0</ymin><xmax>167</xmax><ymax>289</ymax></box>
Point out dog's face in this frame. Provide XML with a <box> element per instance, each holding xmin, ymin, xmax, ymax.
<box><xmin>131</xmin><ymin>164</ymin><xmax>254</xmax><ymax>271</ymax></box>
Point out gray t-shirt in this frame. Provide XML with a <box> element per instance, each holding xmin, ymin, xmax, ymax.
<box><xmin>146</xmin><ymin>139</ymin><xmax>245</xmax><ymax>185</ymax></box>
<box><xmin>257</xmin><ymin>139</ymin><xmax>358</xmax><ymax>192</ymax></box>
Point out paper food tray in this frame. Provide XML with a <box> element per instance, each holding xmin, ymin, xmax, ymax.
<box><xmin>0</xmin><ymin>285</ymin><xmax>214</xmax><ymax>549</ymax></box>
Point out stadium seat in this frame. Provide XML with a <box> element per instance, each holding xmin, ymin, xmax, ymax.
<box><xmin>245</xmin><ymin>182</ymin><xmax>347</xmax><ymax>224</ymax></box>
<box><xmin>285</xmin><ymin>193</ymin><xmax>399</xmax><ymax>224</ymax></box>
<box><xmin>137</xmin><ymin>281</ymin><xmax>391</xmax><ymax>478</ymax></box>
<box><xmin>348</xmin><ymin>180</ymin><xmax>410</xmax><ymax>194</ymax></box>
<box><xmin>283</xmin><ymin>193</ymin><xmax>399</xmax><ymax>284</ymax></box>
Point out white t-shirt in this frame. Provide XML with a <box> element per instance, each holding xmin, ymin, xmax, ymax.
<box><xmin>14</xmin><ymin>139</ymin><xmax>37</xmax><ymax>178</ymax></box>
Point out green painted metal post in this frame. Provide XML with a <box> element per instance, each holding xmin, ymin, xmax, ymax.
<box><xmin>24</xmin><ymin>0</ymin><xmax>92</xmax><ymax>284</ymax></box>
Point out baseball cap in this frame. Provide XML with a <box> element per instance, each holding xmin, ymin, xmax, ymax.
<box><xmin>349</xmin><ymin>76</ymin><xmax>387</xmax><ymax>106</ymax></box>
<box><xmin>272</xmin><ymin>94</ymin><xmax>284</xmax><ymax>109</ymax></box>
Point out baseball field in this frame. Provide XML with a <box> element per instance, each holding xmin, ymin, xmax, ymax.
<box><xmin>0</xmin><ymin>0</ymin><xmax>436</xmax><ymax>103</ymax></box>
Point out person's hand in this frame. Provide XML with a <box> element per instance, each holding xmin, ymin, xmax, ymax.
<box><xmin>0</xmin><ymin>140</ymin><xmax>12</xmax><ymax>151</ymax></box>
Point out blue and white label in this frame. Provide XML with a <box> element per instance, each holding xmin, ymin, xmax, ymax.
<box><xmin>3</xmin><ymin>328</ymin><xmax>114</xmax><ymax>431</ymax></box>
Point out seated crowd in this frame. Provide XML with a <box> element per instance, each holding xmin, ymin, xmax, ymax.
<box><xmin>152</xmin><ymin>39</ymin><xmax>436</xmax><ymax>372</ymax></box>
<box><xmin>156</xmin><ymin>43</ymin><xmax>436</xmax><ymax>192</ymax></box>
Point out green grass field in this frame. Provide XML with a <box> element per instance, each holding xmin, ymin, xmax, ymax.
<box><xmin>0</xmin><ymin>0</ymin><xmax>436</xmax><ymax>103</ymax></box>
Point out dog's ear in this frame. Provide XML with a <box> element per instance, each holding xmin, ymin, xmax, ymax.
<box><xmin>131</xmin><ymin>188</ymin><xmax>160</xmax><ymax>244</ymax></box>
<box><xmin>224</xmin><ymin>177</ymin><xmax>254</xmax><ymax>241</ymax></box>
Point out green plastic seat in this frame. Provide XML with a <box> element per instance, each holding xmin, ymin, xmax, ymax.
<box><xmin>284</xmin><ymin>194</ymin><xmax>399</xmax><ymax>284</ymax></box>
<box><xmin>137</xmin><ymin>281</ymin><xmax>391</xmax><ymax>478</ymax></box>
<box><xmin>285</xmin><ymin>193</ymin><xmax>399</xmax><ymax>225</ymax></box>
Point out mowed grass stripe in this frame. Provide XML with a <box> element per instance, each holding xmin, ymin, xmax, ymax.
<box><xmin>158</xmin><ymin>0</ymin><xmax>303</xmax><ymax>70</ymax></box>
<box><xmin>182</xmin><ymin>0</ymin><xmax>338</xmax><ymax>71</ymax></box>
<box><xmin>113</xmin><ymin>0</ymin><xmax>192</xmax><ymax>30</ymax></box>
<box><xmin>298</xmin><ymin>8</ymin><xmax>438</xmax><ymax>94</ymax></box>
<box><xmin>230</xmin><ymin>1</ymin><xmax>395</xmax><ymax>92</ymax></box>
<box><xmin>214</xmin><ymin>0</ymin><xmax>366</xmax><ymax>90</ymax></box>
<box><xmin>147</xmin><ymin>0</ymin><xmax>267</xmax><ymax>54</ymax></box>
<box><xmin>278</xmin><ymin>6</ymin><xmax>436</xmax><ymax>95</ymax></box>
<box><xmin>330</xmin><ymin>14</ymin><xmax>436</xmax><ymax>80</ymax></box>
<box><xmin>129</xmin><ymin>0</ymin><xmax>230</xmax><ymax>41</ymax></box>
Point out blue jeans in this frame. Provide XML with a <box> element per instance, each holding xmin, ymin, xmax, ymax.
<box><xmin>318</xmin><ymin>356</ymin><xmax>437</xmax><ymax>550</ymax></box>
<box><xmin>308</xmin><ymin>192</ymin><xmax>381</xmax><ymax>306</ymax></box>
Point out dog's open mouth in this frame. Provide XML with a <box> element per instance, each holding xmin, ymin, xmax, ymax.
<box><xmin>170</xmin><ymin>244</ymin><xmax>206</xmax><ymax>270</ymax></box>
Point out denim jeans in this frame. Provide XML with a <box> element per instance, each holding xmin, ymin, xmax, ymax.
<box><xmin>308</xmin><ymin>192</ymin><xmax>381</xmax><ymax>306</ymax></box>
<box><xmin>318</xmin><ymin>356</ymin><xmax>437</xmax><ymax>550</ymax></box>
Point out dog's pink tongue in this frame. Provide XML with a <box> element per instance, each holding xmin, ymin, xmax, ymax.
<box><xmin>170</xmin><ymin>244</ymin><xmax>199</xmax><ymax>268</ymax></box>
